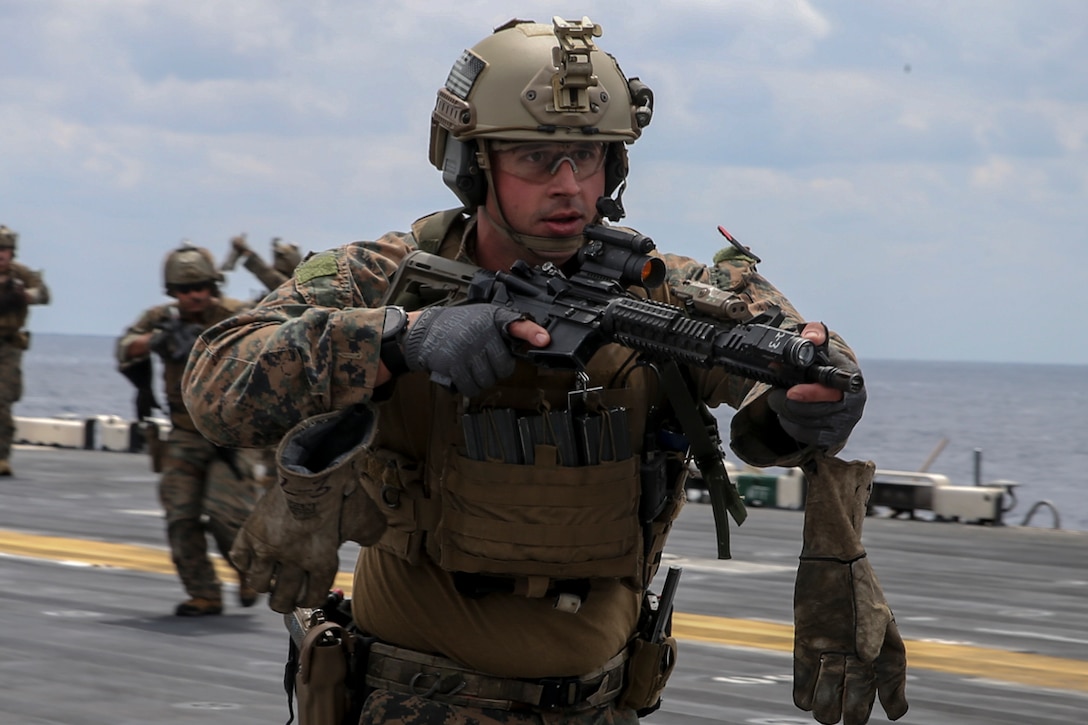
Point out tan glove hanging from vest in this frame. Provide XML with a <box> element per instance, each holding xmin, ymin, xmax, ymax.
<box><xmin>230</xmin><ymin>405</ymin><xmax>387</xmax><ymax>613</ymax></box>
<box><xmin>793</xmin><ymin>453</ymin><xmax>908</xmax><ymax>725</ymax></box>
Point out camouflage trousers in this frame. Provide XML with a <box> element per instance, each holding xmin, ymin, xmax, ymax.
<box><xmin>159</xmin><ymin>427</ymin><xmax>259</xmax><ymax>600</ymax></box>
<box><xmin>0</xmin><ymin>343</ymin><xmax>23</xmax><ymax>461</ymax></box>
<box><xmin>358</xmin><ymin>690</ymin><xmax>639</xmax><ymax>725</ymax></box>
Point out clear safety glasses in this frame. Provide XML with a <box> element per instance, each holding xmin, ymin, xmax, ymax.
<box><xmin>491</xmin><ymin>141</ymin><xmax>607</xmax><ymax>183</ymax></box>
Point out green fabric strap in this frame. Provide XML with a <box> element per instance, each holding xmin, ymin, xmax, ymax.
<box><xmin>658</xmin><ymin>360</ymin><xmax>747</xmax><ymax>559</ymax></box>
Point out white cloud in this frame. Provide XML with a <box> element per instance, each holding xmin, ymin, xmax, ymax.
<box><xmin>970</xmin><ymin>157</ymin><xmax>1015</xmax><ymax>188</ymax></box>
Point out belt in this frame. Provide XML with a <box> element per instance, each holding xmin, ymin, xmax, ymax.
<box><xmin>364</xmin><ymin>642</ymin><xmax>627</xmax><ymax>711</ymax></box>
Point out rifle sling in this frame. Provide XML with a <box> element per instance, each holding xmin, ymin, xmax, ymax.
<box><xmin>656</xmin><ymin>360</ymin><xmax>747</xmax><ymax>559</ymax></box>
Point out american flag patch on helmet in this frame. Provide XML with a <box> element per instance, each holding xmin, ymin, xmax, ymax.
<box><xmin>445</xmin><ymin>49</ymin><xmax>486</xmax><ymax>100</ymax></box>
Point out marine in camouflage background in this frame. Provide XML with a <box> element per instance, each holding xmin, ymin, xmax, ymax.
<box><xmin>0</xmin><ymin>342</ymin><xmax>25</xmax><ymax>469</ymax></box>
<box><xmin>159</xmin><ymin>427</ymin><xmax>257</xmax><ymax>600</ymax></box>
<box><xmin>243</xmin><ymin>237</ymin><xmax>303</xmax><ymax>292</ymax></box>
<box><xmin>118</xmin><ymin>296</ymin><xmax>260</xmax><ymax>613</ymax></box>
<box><xmin>0</xmin><ymin>225</ymin><xmax>50</xmax><ymax>476</ymax></box>
<box><xmin>227</xmin><ymin>233</ymin><xmax>305</xmax><ymax>294</ymax></box>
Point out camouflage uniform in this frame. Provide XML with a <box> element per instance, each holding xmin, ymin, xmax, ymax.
<box><xmin>234</xmin><ymin>239</ymin><xmax>304</xmax><ymax>486</ymax></box>
<box><xmin>360</xmin><ymin>690</ymin><xmax>636</xmax><ymax>725</ymax></box>
<box><xmin>184</xmin><ymin>211</ymin><xmax>857</xmax><ymax>723</ymax></box>
<box><xmin>241</xmin><ymin>239</ymin><xmax>304</xmax><ymax>481</ymax></box>
<box><xmin>0</xmin><ymin>249</ymin><xmax>50</xmax><ymax>473</ymax></box>
<box><xmin>243</xmin><ymin>252</ymin><xmax>289</xmax><ymax>292</ymax></box>
<box><xmin>118</xmin><ymin>297</ymin><xmax>259</xmax><ymax>606</ymax></box>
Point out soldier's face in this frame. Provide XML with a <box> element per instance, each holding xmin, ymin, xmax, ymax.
<box><xmin>0</xmin><ymin>248</ymin><xmax>12</xmax><ymax>272</ymax></box>
<box><xmin>174</xmin><ymin>282</ymin><xmax>214</xmax><ymax>315</ymax></box>
<box><xmin>486</xmin><ymin>142</ymin><xmax>606</xmax><ymax>260</ymax></box>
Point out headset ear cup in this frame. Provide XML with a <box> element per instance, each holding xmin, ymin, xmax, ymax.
<box><xmin>604</xmin><ymin>143</ymin><xmax>629</xmax><ymax>196</ymax></box>
<box><xmin>457</xmin><ymin>168</ymin><xmax>487</xmax><ymax>208</ymax></box>
<box><xmin>442</xmin><ymin>138</ymin><xmax>487</xmax><ymax>208</ymax></box>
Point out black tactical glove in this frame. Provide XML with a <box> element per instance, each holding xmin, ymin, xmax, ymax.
<box><xmin>148</xmin><ymin>328</ymin><xmax>173</xmax><ymax>358</ymax></box>
<box><xmin>767</xmin><ymin>345</ymin><xmax>866</xmax><ymax>450</ymax></box>
<box><xmin>403</xmin><ymin>304</ymin><xmax>523</xmax><ymax>397</ymax></box>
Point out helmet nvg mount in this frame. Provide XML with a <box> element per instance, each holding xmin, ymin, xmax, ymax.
<box><xmin>429</xmin><ymin>16</ymin><xmax>653</xmax><ymax>247</ymax></box>
<box><xmin>163</xmin><ymin>242</ymin><xmax>223</xmax><ymax>294</ymax></box>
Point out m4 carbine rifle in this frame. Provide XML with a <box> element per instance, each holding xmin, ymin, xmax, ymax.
<box><xmin>382</xmin><ymin>224</ymin><xmax>864</xmax><ymax>395</ymax></box>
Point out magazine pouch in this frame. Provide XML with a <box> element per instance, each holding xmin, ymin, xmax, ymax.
<box><xmin>617</xmin><ymin>634</ymin><xmax>678</xmax><ymax>716</ymax></box>
<box><xmin>295</xmin><ymin>621</ymin><xmax>353</xmax><ymax>725</ymax></box>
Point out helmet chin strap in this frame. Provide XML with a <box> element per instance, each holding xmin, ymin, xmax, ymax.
<box><xmin>478</xmin><ymin>203</ymin><xmax>585</xmax><ymax>257</ymax></box>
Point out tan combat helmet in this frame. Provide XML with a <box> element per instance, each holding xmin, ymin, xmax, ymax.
<box><xmin>163</xmin><ymin>242</ymin><xmax>223</xmax><ymax>296</ymax></box>
<box><xmin>0</xmin><ymin>226</ymin><xmax>17</xmax><ymax>251</ymax></box>
<box><xmin>429</xmin><ymin>17</ymin><xmax>654</xmax><ymax>253</ymax></box>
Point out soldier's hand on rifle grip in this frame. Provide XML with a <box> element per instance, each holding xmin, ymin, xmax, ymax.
<box><xmin>402</xmin><ymin>304</ymin><xmax>545</xmax><ymax>397</ymax></box>
<box><xmin>506</xmin><ymin>317</ymin><xmax>551</xmax><ymax>349</ymax></box>
<box><xmin>768</xmin><ymin>322</ymin><xmax>866</xmax><ymax>451</ymax></box>
<box><xmin>148</xmin><ymin>328</ymin><xmax>174</xmax><ymax>359</ymax></box>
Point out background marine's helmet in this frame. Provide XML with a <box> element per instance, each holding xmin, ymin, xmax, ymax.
<box><xmin>163</xmin><ymin>242</ymin><xmax>223</xmax><ymax>295</ymax></box>
<box><xmin>0</xmin><ymin>226</ymin><xmax>18</xmax><ymax>251</ymax></box>
<box><xmin>429</xmin><ymin>16</ymin><xmax>653</xmax><ymax>210</ymax></box>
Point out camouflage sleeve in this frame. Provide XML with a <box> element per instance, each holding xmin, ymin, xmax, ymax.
<box><xmin>116</xmin><ymin>305</ymin><xmax>167</xmax><ymax>367</ymax></box>
<box><xmin>183</xmin><ymin>232</ymin><xmax>415</xmax><ymax>448</ymax></box>
<box><xmin>15</xmin><ymin>264</ymin><xmax>49</xmax><ymax>305</ymax></box>
<box><xmin>242</xmin><ymin>251</ymin><xmax>289</xmax><ymax>291</ymax></box>
<box><xmin>659</xmin><ymin>246</ymin><xmax>859</xmax><ymax>468</ymax></box>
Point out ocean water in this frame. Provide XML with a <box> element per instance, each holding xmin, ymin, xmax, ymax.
<box><xmin>16</xmin><ymin>333</ymin><xmax>1088</xmax><ymax>532</ymax></box>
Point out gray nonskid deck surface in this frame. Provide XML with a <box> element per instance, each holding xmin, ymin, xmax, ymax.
<box><xmin>1</xmin><ymin>446</ymin><xmax>1085</xmax><ymax>725</ymax></box>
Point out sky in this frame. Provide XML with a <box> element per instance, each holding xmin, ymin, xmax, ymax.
<box><xmin>1</xmin><ymin>0</ymin><xmax>1086</xmax><ymax>364</ymax></box>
